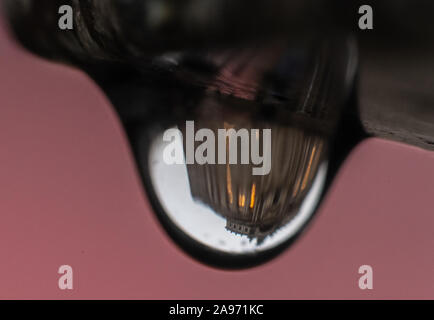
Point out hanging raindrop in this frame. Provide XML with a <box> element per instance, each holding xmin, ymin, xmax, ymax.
<box><xmin>133</xmin><ymin>37</ymin><xmax>359</xmax><ymax>268</ymax></box>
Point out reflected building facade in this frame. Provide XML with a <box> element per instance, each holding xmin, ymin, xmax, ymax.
<box><xmin>181</xmin><ymin>110</ymin><xmax>325</xmax><ymax>244</ymax></box>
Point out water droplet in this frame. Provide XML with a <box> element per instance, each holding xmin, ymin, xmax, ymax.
<box><xmin>136</xmin><ymin>37</ymin><xmax>358</xmax><ymax>268</ymax></box>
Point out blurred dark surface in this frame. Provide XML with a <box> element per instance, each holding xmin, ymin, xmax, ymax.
<box><xmin>3</xmin><ymin>0</ymin><xmax>434</xmax><ymax>150</ymax></box>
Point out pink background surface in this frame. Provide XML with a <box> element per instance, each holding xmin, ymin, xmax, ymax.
<box><xmin>1</xmin><ymin>18</ymin><xmax>434</xmax><ymax>299</ymax></box>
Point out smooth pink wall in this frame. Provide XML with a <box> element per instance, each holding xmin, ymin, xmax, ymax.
<box><xmin>0</xmin><ymin>17</ymin><xmax>433</xmax><ymax>299</ymax></box>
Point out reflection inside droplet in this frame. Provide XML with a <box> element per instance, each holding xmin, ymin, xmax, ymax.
<box><xmin>149</xmin><ymin>123</ymin><xmax>328</xmax><ymax>254</ymax></box>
